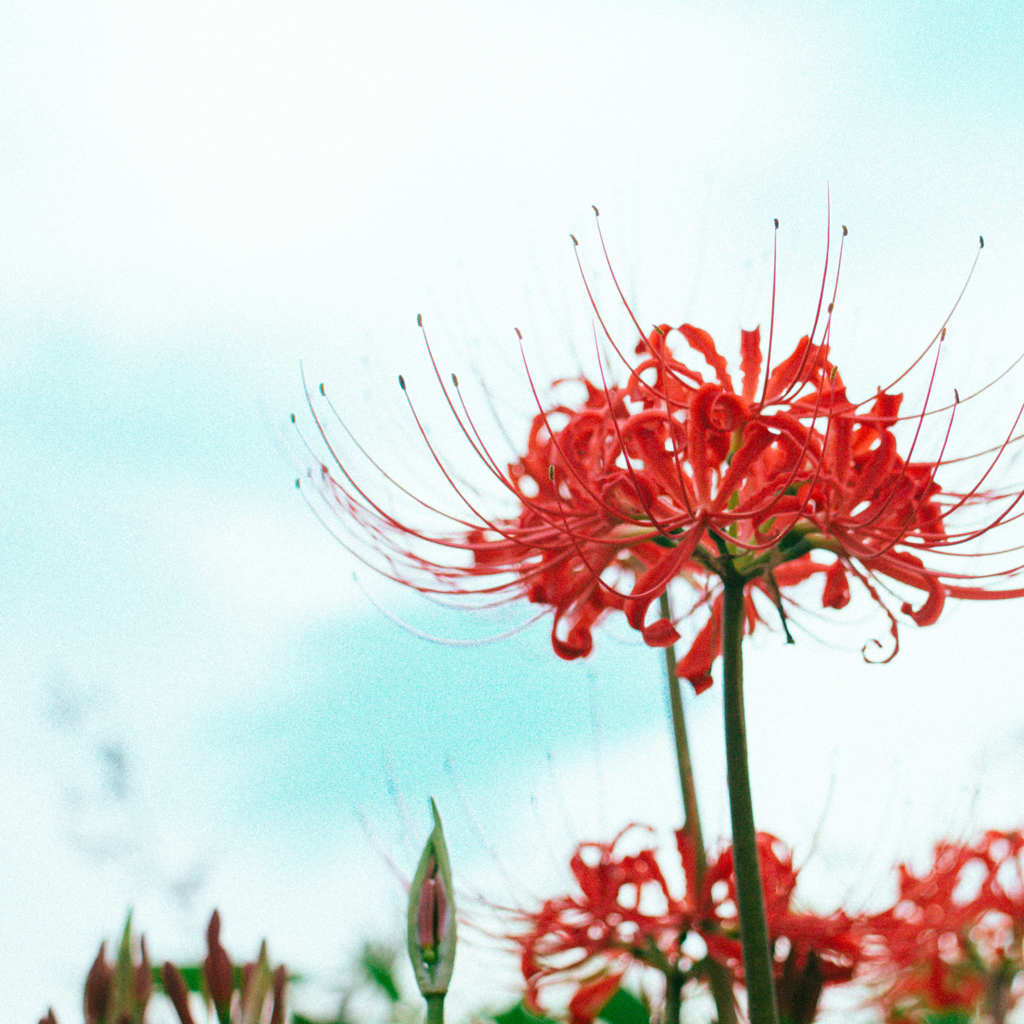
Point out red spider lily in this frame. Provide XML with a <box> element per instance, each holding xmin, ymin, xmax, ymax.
<box><xmin>862</xmin><ymin>830</ymin><xmax>1024</xmax><ymax>1022</ymax></box>
<box><xmin>508</xmin><ymin>826</ymin><xmax>863</xmax><ymax>1023</ymax></box>
<box><xmin>702</xmin><ymin>833</ymin><xmax>863</xmax><ymax>1024</ymax></box>
<box><xmin>513</xmin><ymin>826</ymin><xmax>690</xmax><ymax>1021</ymax></box>
<box><xmin>297</xmin><ymin>217</ymin><xmax>1024</xmax><ymax>690</ymax></box>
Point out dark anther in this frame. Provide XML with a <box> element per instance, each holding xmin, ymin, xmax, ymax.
<box><xmin>842</xmin><ymin>225</ymin><xmax>848</xmax><ymax>236</ymax></box>
<box><xmin>980</xmin><ymin>235</ymin><xmax>985</xmax><ymax>248</ymax></box>
<box><xmin>828</xmin><ymin>302</ymin><xmax>834</xmax><ymax>313</ymax></box>
<box><xmin>548</xmin><ymin>465</ymin><xmax>555</xmax><ymax>480</ymax></box>
<box><xmin>399</xmin><ymin>375</ymin><xmax>406</xmax><ymax>391</ymax></box>
<box><xmin>570</xmin><ymin>234</ymin><xmax>578</xmax><ymax>246</ymax></box>
<box><xmin>954</xmin><ymin>388</ymin><xmax>961</xmax><ymax>403</ymax></box>
<box><xmin>290</xmin><ymin>413</ymin><xmax>295</xmax><ymax>423</ymax></box>
<box><xmin>295</xmin><ymin>479</ymin><xmax>300</xmax><ymax>488</ymax></box>
<box><xmin>451</xmin><ymin>373</ymin><xmax>459</xmax><ymax>387</ymax></box>
<box><xmin>515</xmin><ymin>327</ymin><xmax>523</xmax><ymax>340</ymax></box>
<box><xmin>774</xmin><ymin>218</ymin><xmax>779</xmax><ymax>229</ymax></box>
<box><xmin>592</xmin><ymin>205</ymin><xmax>599</xmax><ymax>216</ymax></box>
<box><xmin>319</xmin><ymin>383</ymin><xmax>325</xmax><ymax>396</ymax></box>
<box><xmin>417</xmin><ymin>313</ymin><xmax>423</xmax><ymax>326</ymax></box>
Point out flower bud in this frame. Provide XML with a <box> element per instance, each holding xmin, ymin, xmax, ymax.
<box><xmin>203</xmin><ymin>909</ymin><xmax>235</xmax><ymax>1017</ymax></box>
<box><xmin>407</xmin><ymin>798</ymin><xmax>456</xmax><ymax>996</ymax></box>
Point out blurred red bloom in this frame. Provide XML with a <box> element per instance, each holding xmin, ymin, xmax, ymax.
<box><xmin>299</xmin><ymin>220</ymin><xmax>1024</xmax><ymax>690</ymax></box>
<box><xmin>862</xmin><ymin>830</ymin><xmax>1024</xmax><ymax>1022</ymax></box>
<box><xmin>507</xmin><ymin>826</ymin><xmax>863</xmax><ymax>1023</ymax></box>
<box><xmin>703</xmin><ymin>833</ymin><xmax>863</xmax><ymax>1024</ymax></box>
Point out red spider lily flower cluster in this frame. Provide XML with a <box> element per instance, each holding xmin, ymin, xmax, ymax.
<box><xmin>861</xmin><ymin>830</ymin><xmax>1024</xmax><ymax>1022</ymax></box>
<box><xmin>299</xmin><ymin>219</ymin><xmax>1024</xmax><ymax>692</ymax></box>
<box><xmin>508</xmin><ymin>825</ymin><xmax>863</xmax><ymax>1024</ymax></box>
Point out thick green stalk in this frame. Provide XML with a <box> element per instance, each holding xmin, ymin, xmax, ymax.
<box><xmin>660</xmin><ymin>594</ymin><xmax>737</xmax><ymax>1024</ymax></box>
<box><xmin>425</xmin><ymin>994</ymin><xmax>445</xmax><ymax>1024</ymax></box>
<box><xmin>720</xmin><ymin>572</ymin><xmax>778</xmax><ymax>1024</ymax></box>
<box><xmin>664</xmin><ymin>969</ymin><xmax>682</xmax><ymax>1024</ymax></box>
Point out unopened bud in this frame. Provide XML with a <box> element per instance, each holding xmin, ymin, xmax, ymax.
<box><xmin>84</xmin><ymin>942</ymin><xmax>113</xmax><ymax>1023</ymax></box>
<box><xmin>162</xmin><ymin>963</ymin><xmax>198</xmax><ymax>1024</ymax></box>
<box><xmin>203</xmin><ymin>910</ymin><xmax>235</xmax><ymax>1016</ymax></box>
<box><xmin>408</xmin><ymin>799</ymin><xmax>456</xmax><ymax>997</ymax></box>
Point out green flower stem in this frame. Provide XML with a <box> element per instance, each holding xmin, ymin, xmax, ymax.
<box><xmin>660</xmin><ymin>594</ymin><xmax>737</xmax><ymax>1024</ymax></box>
<box><xmin>664</xmin><ymin>969</ymin><xmax>682</xmax><ymax>1024</ymax></box>
<box><xmin>660</xmin><ymin>592</ymin><xmax>706</xmax><ymax>879</ymax></box>
<box><xmin>426</xmin><ymin>994</ymin><xmax>445</xmax><ymax>1024</ymax></box>
<box><xmin>720</xmin><ymin>571</ymin><xmax>778</xmax><ymax>1024</ymax></box>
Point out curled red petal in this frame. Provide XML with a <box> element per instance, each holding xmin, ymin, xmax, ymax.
<box><xmin>622</xmin><ymin>525</ymin><xmax>703</xmax><ymax>643</ymax></box>
<box><xmin>740</xmin><ymin>326</ymin><xmax>762</xmax><ymax>404</ymax></box>
<box><xmin>676</xmin><ymin>597</ymin><xmax>722</xmax><ymax>693</ymax></box>
<box><xmin>568</xmin><ymin>974</ymin><xmax>623</xmax><ymax>1024</ymax></box>
<box><xmin>822</xmin><ymin>559</ymin><xmax>850</xmax><ymax>609</ymax></box>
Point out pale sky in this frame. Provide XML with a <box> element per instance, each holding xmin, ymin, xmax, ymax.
<box><xmin>2</xmin><ymin>1</ymin><xmax>1024</xmax><ymax>1021</ymax></box>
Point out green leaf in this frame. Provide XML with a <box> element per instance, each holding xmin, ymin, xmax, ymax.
<box><xmin>923</xmin><ymin>1013</ymin><xmax>973</xmax><ymax>1024</ymax></box>
<box><xmin>152</xmin><ymin>963</ymin><xmax>205</xmax><ymax>992</ymax></box>
<box><xmin>598</xmin><ymin>988</ymin><xmax>650</xmax><ymax>1024</ymax></box>
<box><xmin>150</xmin><ymin>963</ymin><xmax>250</xmax><ymax>993</ymax></box>
<box><xmin>493</xmin><ymin>1000</ymin><xmax>559</xmax><ymax>1024</ymax></box>
<box><xmin>362</xmin><ymin>946</ymin><xmax>401</xmax><ymax>1003</ymax></box>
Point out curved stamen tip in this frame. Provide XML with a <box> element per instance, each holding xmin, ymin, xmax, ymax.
<box><xmin>451</xmin><ymin>372</ymin><xmax>459</xmax><ymax>387</ymax></box>
<box><xmin>980</xmin><ymin>235</ymin><xmax>985</xmax><ymax>249</ymax></box>
<box><xmin>592</xmin><ymin>205</ymin><xmax>600</xmax><ymax>217</ymax></box>
<box><xmin>417</xmin><ymin>313</ymin><xmax>423</xmax><ymax>326</ymax></box>
<box><xmin>515</xmin><ymin>327</ymin><xmax>523</xmax><ymax>340</ymax></box>
<box><xmin>842</xmin><ymin>225</ymin><xmax>848</xmax><ymax>236</ymax></box>
<box><xmin>319</xmin><ymin>383</ymin><xmax>326</xmax><ymax>396</ymax></box>
<box><xmin>399</xmin><ymin>374</ymin><xmax>407</xmax><ymax>391</ymax></box>
<box><xmin>954</xmin><ymin>387</ymin><xmax>961</xmax><ymax>404</ymax></box>
<box><xmin>774</xmin><ymin>218</ymin><xmax>779</xmax><ymax>229</ymax></box>
<box><xmin>570</xmin><ymin>234</ymin><xmax>579</xmax><ymax>247</ymax></box>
